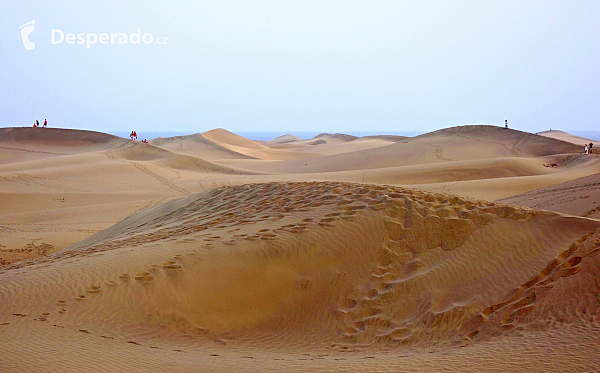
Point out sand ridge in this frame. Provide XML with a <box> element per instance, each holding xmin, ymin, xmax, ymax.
<box><xmin>0</xmin><ymin>127</ymin><xmax>259</xmax><ymax>264</ymax></box>
<box><xmin>537</xmin><ymin>129</ymin><xmax>597</xmax><ymax>146</ymax></box>
<box><xmin>2</xmin><ymin>181</ymin><xmax>600</xmax><ymax>371</ymax></box>
<box><xmin>500</xmin><ymin>172</ymin><xmax>600</xmax><ymax>219</ymax></box>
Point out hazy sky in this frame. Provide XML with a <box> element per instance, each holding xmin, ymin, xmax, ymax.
<box><xmin>1</xmin><ymin>1</ymin><xmax>598</xmax><ymax>134</ymax></box>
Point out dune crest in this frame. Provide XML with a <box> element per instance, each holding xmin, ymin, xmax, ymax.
<box><xmin>537</xmin><ymin>129</ymin><xmax>597</xmax><ymax>145</ymax></box>
<box><xmin>2</xmin><ymin>183</ymin><xmax>598</xmax><ymax>360</ymax></box>
<box><xmin>268</xmin><ymin>134</ymin><xmax>302</xmax><ymax>144</ymax></box>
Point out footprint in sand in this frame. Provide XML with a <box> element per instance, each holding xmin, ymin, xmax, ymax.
<box><xmin>119</xmin><ymin>274</ymin><xmax>130</xmax><ymax>280</ymax></box>
<box><xmin>363</xmin><ymin>289</ymin><xmax>380</xmax><ymax>300</ymax></box>
<box><xmin>338</xmin><ymin>299</ymin><xmax>358</xmax><ymax>313</ymax></box>
<box><xmin>86</xmin><ymin>285</ymin><xmax>101</xmax><ymax>294</ymax></box>
<box><xmin>75</xmin><ymin>295</ymin><xmax>86</xmax><ymax>301</ymax></box>
<box><xmin>105</xmin><ymin>281</ymin><xmax>117</xmax><ymax>286</ymax></box>
<box><xmin>134</xmin><ymin>272</ymin><xmax>153</xmax><ymax>282</ymax></box>
<box><xmin>162</xmin><ymin>261</ymin><xmax>182</xmax><ymax>270</ymax></box>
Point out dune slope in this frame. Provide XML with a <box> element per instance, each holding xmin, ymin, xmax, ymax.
<box><xmin>499</xmin><ymin>172</ymin><xmax>600</xmax><ymax>218</ymax></box>
<box><xmin>0</xmin><ymin>127</ymin><xmax>129</xmax><ymax>165</ymax></box>
<box><xmin>223</xmin><ymin>126</ymin><xmax>582</xmax><ymax>174</ymax></box>
<box><xmin>1</xmin><ymin>182</ymin><xmax>599</xmax><ymax>372</ymax></box>
<box><xmin>150</xmin><ymin>133</ymin><xmax>258</xmax><ymax>160</ymax></box>
<box><xmin>0</xmin><ymin>128</ymin><xmax>256</xmax><ymax>264</ymax></box>
<box><xmin>537</xmin><ymin>129</ymin><xmax>597</xmax><ymax>146</ymax></box>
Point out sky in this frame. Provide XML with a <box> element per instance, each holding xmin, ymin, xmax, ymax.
<box><xmin>0</xmin><ymin>1</ymin><xmax>599</xmax><ymax>134</ymax></box>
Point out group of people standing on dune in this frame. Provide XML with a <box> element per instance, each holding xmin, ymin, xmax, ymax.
<box><xmin>584</xmin><ymin>142</ymin><xmax>594</xmax><ymax>154</ymax></box>
<box><xmin>130</xmin><ymin>131</ymin><xmax>148</xmax><ymax>143</ymax></box>
<box><xmin>33</xmin><ymin>119</ymin><xmax>47</xmax><ymax>128</ymax></box>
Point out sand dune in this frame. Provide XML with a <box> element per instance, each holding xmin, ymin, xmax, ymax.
<box><xmin>156</xmin><ymin>129</ymin><xmax>328</xmax><ymax>161</ymax></box>
<box><xmin>201</xmin><ymin>128</ymin><xmax>282</xmax><ymax>160</ymax></box>
<box><xmin>1</xmin><ymin>182</ymin><xmax>599</xmax><ymax>372</ymax></box>
<box><xmin>3</xmin><ymin>125</ymin><xmax>596</xmax><ymax>260</ymax></box>
<box><xmin>152</xmin><ymin>132</ymin><xmax>259</xmax><ymax>160</ymax></box>
<box><xmin>359</xmin><ymin>134</ymin><xmax>408</xmax><ymax>142</ymax></box>
<box><xmin>314</xmin><ymin>133</ymin><xmax>359</xmax><ymax>141</ymax></box>
<box><xmin>500</xmin><ymin>172</ymin><xmax>600</xmax><ymax>218</ymax></box>
<box><xmin>223</xmin><ymin>126</ymin><xmax>580</xmax><ymax>174</ymax></box>
<box><xmin>2</xmin><ymin>125</ymin><xmax>600</xmax><ymax>372</ymax></box>
<box><xmin>0</xmin><ymin>127</ymin><xmax>128</xmax><ymax>165</ymax></box>
<box><xmin>267</xmin><ymin>134</ymin><xmax>302</xmax><ymax>144</ymax></box>
<box><xmin>0</xmin><ymin>128</ymin><xmax>253</xmax><ymax>264</ymax></box>
<box><xmin>537</xmin><ymin>129</ymin><xmax>596</xmax><ymax>146</ymax></box>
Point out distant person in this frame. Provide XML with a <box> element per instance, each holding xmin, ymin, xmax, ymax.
<box><xmin>589</xmin><ymin>143</ymin><xmax>594</xmax><ymax>154</ymax></box>
<box><xmin>142</xmin><ymin>139</ymin><xmax>148</xmax><ymax>143</ymax></box>
<box><xmin>584</xmin><ymin>144</ymin><xmax>589</xmax><ymax>154</ymax></box>
<box><xmin>43</xmin><ymin>119</ymin><xmax>47</xmax><ymax>128</ymax></box>
<box><xmin>130</xmin><ymin>131</ymin><xmax>134</xmax><ymax>140</ymax></box>
<box><xmin>36</xmin><ymin>120</ymin><xmax>39</xmax><ymax>127</ymax></box>
<box><xmin>133</xmin><ymin>131</ymin><xmax>137</xmax><ymax>141</ymax></box>
<box><xmin>505</xmin><ymin>119</ymin><xmax>508</xmax><ymax>129</ymax></box>
<box><xmin>33</xmin><ymin>121</ymin><xmax>36</xmax><ymax>127</ymax></box>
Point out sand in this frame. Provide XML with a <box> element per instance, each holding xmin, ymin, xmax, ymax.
<box><xmin>1</xmin><ymin>125</ymin><xmax>599</xmax><ymax>372</ymax></box>
<box><xmin>537</xmin><ymin>129</ymin><xmax>597</xmax><ymax>147</ymax></box>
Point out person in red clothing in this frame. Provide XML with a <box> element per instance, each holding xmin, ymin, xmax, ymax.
<box><xmin>43</xmin><ymin>119</ymin><xmax>47</xmax><ymax>128</ymax></box>
<box><xmin>133</xmin><ymin>131</ymin><xmax>137</xmax><ymax>140</ymax></box>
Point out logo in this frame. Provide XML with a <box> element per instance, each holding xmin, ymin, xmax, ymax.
<box><xmin>51</xmin><ymin>29</ymin><xmax>167</xmax><ymax>48</ymax></box>
<box><xmin>19</xmin><ymin>20</ymin><xmax>167</xmax><ymax>50</ymax></box>
<box><xmin>20</xmin><ymin>20</ymin><xmax>36</xmax><ymax>50</ymax></box>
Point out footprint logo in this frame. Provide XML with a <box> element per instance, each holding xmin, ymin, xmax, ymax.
<box><xmin>20</xmin><ymin>20</ymin><xmax>36</xmax><ymax>51</ymax></box>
